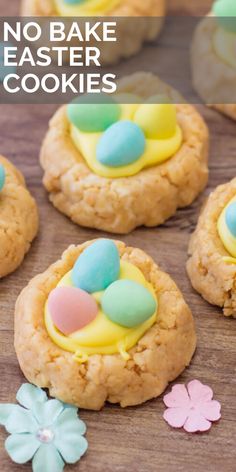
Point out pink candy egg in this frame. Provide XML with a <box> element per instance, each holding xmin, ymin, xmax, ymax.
<box><xmin>48</xmin><ymin>286</ymin><xmax>98</xmax><ymax>335</ymax></box>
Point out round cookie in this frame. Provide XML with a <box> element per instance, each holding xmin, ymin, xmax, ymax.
<box><xmin>187</xmin><ymin>178</ymin><xmax>236</xmax><ymax>318</ymax></box>
<box><xmin>40</xmin><ymin>72</ymin><xmax>209</xmax><ymax>234</ymax></box>
<box><xmin>191</xmin><ymin>0</ymin><xmax>236</xmax><ymax>119</ymax></box>
<box><xmin>211</xmin><ymin>104</ymin><xmax>236</xmax><ymax>121</ymax></box>
<box><xmin>15</xmin><ymin>239</ymin><xmax>196</xmax><ymax>410</ymax></box>
<box><xmin>0</xmin><ymin>156</ymin><xmax>38</xmax><ymax>278</ymax></box>
<box><xmin>21</xmin><ymin>0</ymin><xmax>165</xmax><ymax>65</ymax></box>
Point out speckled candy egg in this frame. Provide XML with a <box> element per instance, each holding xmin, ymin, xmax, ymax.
<box><xmin>67</xmin><ymin>94</ymin><xmax>121</xmax><ymax>133</ymax></box>
<box><xmin>64</xmin><ymin>0</ymin><xmax>84</xmax><ymax>4</ymax></box>
<box><xmin>225</xmin><ymin>201</ymin><xmax>236</xmax><ymax>236</ymax></box>
<box><xmin>72</xmin><ymin>239</ymin><xmax>120</xmax><ymax>293</ymax></box>
<box><xmin>101</xmin><ymin>279</ymin><xmax>157</xmax><ymax>328</ymax></box>
<box><xmin>48</xmin><ymin>286</ymin><xmax>98</xmax><ymax>335</ymax></box>
<box><xmin>213</xmin><ymin>0</ymin><xmax>236</xmax><ymax>33</ymax></box>
<box><xmin>134</xmin><ymin>96</ymin><xmax>177</xmax><ymax>140</ymax></box>
<box><xmin>96</xmin><ymin>120</ymin><xmax>146</xmax><ymax>167</ymax></box>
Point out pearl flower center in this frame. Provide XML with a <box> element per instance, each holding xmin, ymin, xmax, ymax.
<box><xmin>36</xmin><ymin>427</ymin><xmax>55</xmax><ymax>443</ymax></box>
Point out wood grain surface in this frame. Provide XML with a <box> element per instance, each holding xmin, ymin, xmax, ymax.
<box><xmin>0</xmin><ymin>1</ymin><xmax>235</xmax><ymax>471</ymax></box>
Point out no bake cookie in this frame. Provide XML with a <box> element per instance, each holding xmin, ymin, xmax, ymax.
<box><xmin>0</xmin><ymin>156</ymin><xmax>38</xmax><ymax>278</ymax></box>
<box><xmin>187</xmin><ymin>178</ymin><xmax>236</xmax><ymax>317</ymax></box>
<box><xmin>40</xmin><ymin>72</ymin><xmax>209</xmax><ymax>234</ymax></box>
<box><xmin>15</xmin><ymin>239</ymin><xmax>196</xmax><ymax>410</ymax></box>
<box><xmin>191</xmin><ymin>0</ymin><xmax>236</xmax><ymax>119</ymax></box>
<box><xmin>21</xmin><ymin>0</ymin><xmax>165</xmax><ymax>64</ymax></box>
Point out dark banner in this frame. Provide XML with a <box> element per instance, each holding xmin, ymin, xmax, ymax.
<box><xmin>0</xmin><ymin>16</ymin><xmax>235</xmax><ymax>104</ymax></box>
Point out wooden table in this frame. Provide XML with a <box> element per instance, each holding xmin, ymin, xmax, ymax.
<box><xmin>0</xmin><ymin>1</ymin><xmax>235</xmax><ymax>471</ymax></box>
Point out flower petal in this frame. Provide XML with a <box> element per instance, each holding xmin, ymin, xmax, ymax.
<box><xmin>163</xmin><ymin>407</ymin><xmax>189</xmax><ymax>428</ymax></box>
<box><xmin>32</xmin><ymin>444</ymin><xmax>64</xmax><ymax>472</ymax></box>
<box><xmin>187</xmin><ymin>380</ymin><xmax>213</xmax><ymax>404</ymax></box>
<box><xmin>163</xmin><ymin>384</ymin><xmax>190</xmax><ymax>408</ymax></box>
<box><xmin>184</xmin><ymin>410</ymin><xmax>211</xmax><ymax>433</ymax></box>
<box><xmin>16</xmin><ymin>384</ymin><xmax>47</xmax><ymax>410</ymax></box>
<box><xmin>0</xmin><ymin>405</ymin><xmax>17</xmax><ymax>426</ymax></box>
<box><xmin>54</xmin><ymin>409</ymin><xmax>88</xmax><ymax>463</ymax></box>
<box><xmin>31</xmin><ymin>400</ymin><xmax>64</xmax><ymax>426</ymax></box>
<box><xmin>5</xmin><ymin>406</ymin><xmax>38</xmax><ymax>434</ymax></box>
<box><xmin>5</xmin><ymin>433</ymin><xmax>40</xmax><ymax>464</ymax></box>
<box><xmin>198</xmin><ymin>400</ymin><xmax>221</xmax><ymax>422</ymax></box>
<box><xmin>54</xmin><ymin>408</ymin><xmax>86</xmax><ymax>435</ymax></box>
<box><xmin>62</xmin><ymin>403</ymin><xmax>78</xmax><ymax>411</ymax></box>
<box><xmin>55</xmin><ymin>435</ymin><xmax>88</xmax><ymax>464</ymax></box>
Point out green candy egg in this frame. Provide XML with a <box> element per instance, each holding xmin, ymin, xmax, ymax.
<box><xmin>64</xmin><ymin>0</ymin><xmax>85</xmax><ymax>4</ymax></box>
<box><xmin>67</xmin><ymin>94</ymin><xmax>121</xmax><ymax>133</ymax></box>
<box><xmin>101</xmin><ymin>279</ymin><xmax>157</xmax><ymax>328</ymax></box>
<box><xmin>0</xmin><ymin>164</ymin><xmax>5</xmax><ymax>191</ymax></box>
<box><xmin>213</xmin><ymin>0</ymin><xmax>236</xmax><ymax>33</ymax></box>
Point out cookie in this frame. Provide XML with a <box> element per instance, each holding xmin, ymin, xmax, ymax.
<box><xmin>21</xmin><ymin>0</ymin><xmax>165</xmax><ymax>64</ymax></box>
<box><xmin>191</xmin><ymin>0</ymin><xmax>236</xmax><ymax>119</ymax></box>
<box><xmin>15</xmin><ymin>239</ymin><xmax>196</xmax><ymax>410</ymax></box>
<box><xmin>210</xmin><ymin>104</ymin><xmax>236</xmax><ymax>121</ymax></box>
<box><xmin>0</xmin><ymin>156</ymin><xmax>38</xmax><ymax>278</ymax></box>
<box><xmin>40</xmin><ymin>72</ymin><xmax>209</xmax><ymax>234</ymax></box>
<box><xmin>187</xmin><ymin>178</ymin><xmax>236</xmax><ymax>317</ymax></box>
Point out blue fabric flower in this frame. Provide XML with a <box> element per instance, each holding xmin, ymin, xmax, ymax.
<box><xmin>0</xmin><ymin>384</ymin><xmax>88</xmax><ymax>472</ymax></box>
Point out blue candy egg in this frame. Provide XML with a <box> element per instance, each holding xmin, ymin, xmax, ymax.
<box><xmin>96</xmin><ymin>120</ymin><xmax>146</xmax><ymax>167</ymax></box>
<box><xmin>0</xmin><ymin>164</ymin><xmax>5</xmax><ymax>191</ymax></box>
<box><xmin>226</xmin><ymin>201</ymin><xmax>236</xmax><ymax>237</ymax></box>
<box><xmin>72</xmin><ymin>239</ymin><xmax>120</xmax><ymax>293</ymax></box>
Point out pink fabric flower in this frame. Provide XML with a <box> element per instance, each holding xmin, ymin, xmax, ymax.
<box><xmin>163</xmin><ymin>380</ymin><xmax>221</xmax><ymax>433</ymax></box>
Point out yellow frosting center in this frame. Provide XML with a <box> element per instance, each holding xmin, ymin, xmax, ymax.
<box><xmin>54</xmin><ymin>0</ymin><xmax>121</xmax><ymax>16</ymax></box>
<box><xmin>70</xmin><ymin>96</ymin><xmax>183</xmax><ymax>178</ymax></box>
<box><xmin>45</xmin><ymin>261</ymin><xmax>158</xmax><ymax>363</ymax></box>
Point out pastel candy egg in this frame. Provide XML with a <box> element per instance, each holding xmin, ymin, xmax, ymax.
<box><xmin>225</xmin><ymin>201</ymin><xmax>236</xmax><ymax>237</ymax></box>
<box><xmin>0</xmin><ymin>164</ymin><xmax>5</xmax><ymax>191</ymax></box>
<box><xmin>48</xmin><ymin>286</ymin><xmax>98</xmax><ymax>335</ymax></box>
<box><xmin>72</xmin><ymin>239</ymin><xmax>120</xmax><ymax>293</ymax></box>
<box><xmin>213</xmin><ymin>0</ymin><xmax>236</xmax><ymax>33</ymax></box>
<box><xmin>96</xmin><ymin>120</ymin><xmax>146</xmax><ymax>167</ymax></box>
<box><xmin>134</xmin><ymin>95</ymin><xmax>177</xmax><ymax>140</ymax></box>
<box><xmin>64</xmin><ymin>0</ymin><xmax>84</xmax><ymax>4</ymax></box>
<box><xmin>101</xmin><ymin>279</ymin><xmax>157</xmax><ymax>328</ymax></box>
<box><xmin>67</xmin><ymin>94</ymin><xmax>121</xmax><ymax>133</ymax></box>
